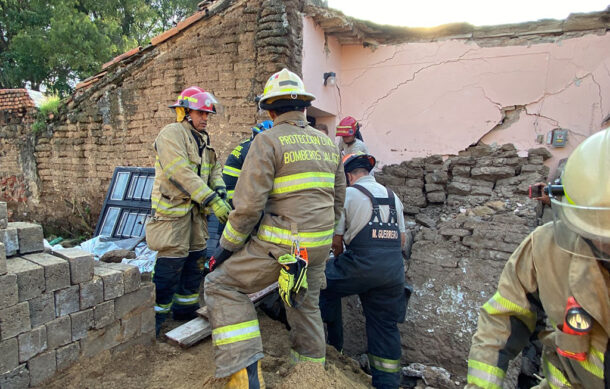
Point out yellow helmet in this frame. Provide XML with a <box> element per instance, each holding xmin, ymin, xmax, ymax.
<box><xmin>552</xmin><ymin>128</ymin><xmax>610</xmax><ymax>259</ymax></box>
<box><xmin>258</xmin><ymin>68</ymin><xmax>316</xmax><ymax>110</ymax></box>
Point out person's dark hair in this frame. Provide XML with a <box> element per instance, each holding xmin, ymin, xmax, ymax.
<box><xmin>355</xmin><ymin>128</ymin><xmax>364</xmax><ymax>141</ymax></box>
<box><xmin>348</xmin><ymin>167</ymin><xmax>369</xmax><ymax>176</ymax></box>
<box><xmin>602</xmin><ymin>113</ymin><xmax>610</xmax><ymax>127</ymax></box>
<box><xmin>307</xmin><ymin>115</ymin><xmax>316</xmax><ymax>126</ymax></box>
<box><xmin>271</xmin><ymin>106</ymin><xmax>306</xmax><ymax>115</ymax></box>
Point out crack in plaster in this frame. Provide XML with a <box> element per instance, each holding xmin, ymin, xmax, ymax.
<box><xmin>344</xmin><ymin>43</ymin><xmax>445</xmax><ymax>88</ymax></box>
<box><xmin>361</xmin><ymin>48</ymin><xmax>477</xmax><ymax>124</ymax></box>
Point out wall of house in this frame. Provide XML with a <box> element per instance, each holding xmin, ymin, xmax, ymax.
<box><xmin>0</xmin><ymin>91</ymin><xmax>40</xmax><ymax>222</ymax></box>
<box><xmin>23</xmin><ymin>0</ymin><xmax>306</xmax><ymax>234</ymax></box>
<box><xmin>302</xmin><ymin>16</ymin><xmax>610</xmax><ymax>172</ymax></box>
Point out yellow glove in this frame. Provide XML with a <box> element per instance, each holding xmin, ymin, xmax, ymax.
<box><xmin>209</xmin><ymin>196</ymin><xmax>231</xmax><ymax>224</ymax></box>
<box><xmin>277</xmin><ymin>253</ymin><xmax>308</xmax><ymax>308</ymax></box>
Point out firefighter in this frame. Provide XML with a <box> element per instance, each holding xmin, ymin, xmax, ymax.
<box><xmin>336</xmin><ymin>116</ymin><xmax>368</xmax><ymax>156</ymax></box>
<box><xmin>146</xmin><ymin>86</ymin><xmax>231</xmax><ymax>335</ymax></box>
<box><xmin>467</xmin><ymin>127</ymin><xmax>610</xmax><ymax>388</ymax></box>
<box><xmin>320</xmin><ymin>153</ymin><xmax>407</xmax><ymax>389</ymax></box>
<box><xmin>204</xmin><ymin>68</ymin><xmax>346</xmax><ymax>388</ymax></box>
<box><xmin>222</xmin><ymin>120</ymin><xmax>273</xmax><ymax>206</ymax></box>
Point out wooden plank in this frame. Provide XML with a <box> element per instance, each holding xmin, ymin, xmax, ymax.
<box><xmin>165</xmin><ymin>317</ymin><xmax>212</xmax><ymax>348</ymax></box>
<box><xmin>168</xmin><ymin>282</ymin><xmax>279</xmax><ymax>348</ymax></box>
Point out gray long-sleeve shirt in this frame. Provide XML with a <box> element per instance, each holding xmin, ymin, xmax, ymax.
<box><xmin>335</xmin><ymin>175</ymin><xmax>405</xmax><ymax>245</ymax></box>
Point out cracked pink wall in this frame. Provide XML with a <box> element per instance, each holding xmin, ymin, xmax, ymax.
<box><xmin>302</xmin><ymin>17</ymin><xmax>610</xmax><ymax>169</ymax></box>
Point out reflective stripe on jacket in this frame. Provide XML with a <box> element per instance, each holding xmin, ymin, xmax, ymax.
<box><xmin>151</xmin><ymin>121</ymin><xmax>224</xmax><ymax>218</ymax></box>
<box><xmin>220</xmin><ymin>111</ymin><xmax>346</xmax><ymax>252</ymax></box>
<box><xmin>467</xmin><ymin>223</ymin><xmax>609</xmax><ymax>389</ymax></box>
<box><xmin>222</xmin><ymin>137</ymin><xmax>253</xmax><ymax>205</ymax></box>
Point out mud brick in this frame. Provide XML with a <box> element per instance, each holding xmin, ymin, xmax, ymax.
<box><xmin>0</xmin><ymin>302</ymin><xmax>30</xmax><ymax>340</ymax></box>
<box><xmin>0</xmin><ymin>202</ymin><xmax>7</xmax><ymax>229</ymax></box>
<box><xmin>46</xmin><ymin>316</ymin><xmax>71</xmax><ymax>349</ymax></box>
<box><xmin>114</xmin><ymin>283</ymin><xmax>154</xmax><ymax>318</ymax></box>
<box><xmin>28</xmin><ymin>293</ymin><xmax>55</xmax><ymax>327</ymax></box>
<box><xmin>80</xmin><ymin>321</ymin><xmax>121</xmax><ymax>358</ymax></box>
<box><xmin>70</xmin><ymin>309</ymin><xmax>94</xmax><ymax>341</ymax></box>
<box><xmin>54</xmin><ymin>286</ymin><xmax>80</xmax><ymax>317</ymax></box>
<box><xmin>80</xmin><ymin>276</ymin><xmax>103</xmax><ymax>309</ymax></box>
<box><xmin>141</xmin><ymin>307</ymin><xmax>155</xmax><ymax>335</ymax></box>
<box><xmin>0</xmin><ymin>364</ymin><xmax>29</xmax><ymax>389</ymax></box>
<box><xmin>2</xmin><ymin>227</ymin><xmax>18</xmax><ymax>257</ymax></box>
<box><xmin>0</xmin><ymin>338</ymin><xmax>18</xmax><ymax>374</ymax></box>
<box><xmin>53</xmin><ymin>248</ymin><xmax>94</xmax><ymax>284</ymax></box>
<box><xmin>6</xmin><ymin>257</ymin><xmax>44</xmax><ymax>301</ymax></box>
<box><xmin>94</xmin><ymin>264</ymin><xmax>124</xmax><ymax>300</ymax></box>
<box><xmin>18</xmin><ymin>326</ymin><xmax>47</xmax><ymax>362</ymax></box>
<box><xmin>0</xmin><ymin>274</ymin><xmax>18</xmax><ymax>307</ymax></box>
<box><xmin>23</xmin><ymin>253</ymin><xmax>70</xmax><ymax>292</ymax></box>
<box><xmin>7</xmin><ymin>222</ymin><xmax>44</xmax><ymax>255</ymax></box>
<box><xmin>94</xmin><ymin>301</ymin><xmax>115</xmax><ymax>329</ymax></box>
<box><xmin>101</xmin><ymin>262</ymin><xmax>140</xmax><ymax>293</ymax></box>
<box><xmin>56</xmin><ymin>342</ymin><xmax>79</xmax><ymax>371</ymax></box>
<box><xmin>0</xmin><ymin>242</ymin><xmax>6</xmax><ymax>275</ymax></box>
<box><xmin>27</xmin><ymin>349</ymin><xmax>56</xmax><ymax>386</ymax></box>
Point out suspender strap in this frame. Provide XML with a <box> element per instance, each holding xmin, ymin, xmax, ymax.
<box><xmin>351</xmin><ymin>184</ymin><xmax>399</xmax><ymax>225</ymax></box>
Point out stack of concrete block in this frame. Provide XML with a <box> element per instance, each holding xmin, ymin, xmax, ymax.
<box><xmin>0</xmin><ymin>203</ymin><xmax>155</xmax><ymax>388</ymax></box>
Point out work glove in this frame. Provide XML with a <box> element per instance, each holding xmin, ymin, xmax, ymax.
<box><xmin>209</xmin><ymin>196</ymin><xmax>231</xmax><ymax>224</ymax></box>
<box><xmin>208</xmin><ymin>246</ymin><xmax>233</xmax><ymax>271</ymax></box>
<box><xmin>216</xmin><ymin>187</ymin><xmax>227</xmax><ymax>200</ymax></box>
<box><xmin>277</xmin><ymin>253</ymin><xmax>308</xmax><ymax>308</ymax></box>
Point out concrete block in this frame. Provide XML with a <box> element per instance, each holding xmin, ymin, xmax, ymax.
<box><xmin>94</xmin><ymin>264</ymin><xmax>124</xmax><ymax>300</ymax></box>
<box><xmin>120</xmin><ymin>312</ymin><xmax>141</xmax><ymax>341</ymax></box>
<box><xmin>23</xmin><ymin>253</ymin><xmax>70</xmax><ymax>292</ymax></box>
<box><xmin>141</xmin><ymin>307</ymin><xmax>155</xmax><ymax>335</ymax></box>
<box><xmin>70</xmin><ymin>308</ymin><xmax>94</xmax><ymax>341</ymax></box>
<box><xmin>54</xmin><ymin>285</ymin><xmax>80</xmax><ymax>317</ymax></box>
<box><xmin>6</xmin><ymin>257</ymin><xmax>45</xmax><ymax>301</ymax></box>
<box><xmin>0</xmin><ymin>242</ymin><xmax>6</xmax><ymax>275</ymax></box>
<box><xmin>46</xmin><ymin>316</ymin><xmax>71</xmax><ymax>349</ymax></box>
<box><xmin>80</xmin><ymin>276</ymin><xmax>103</xmax><ymax>309</ymax></box>
<box><xmin>0</xmin><ymin>338</ymin><xmax>18</xmax><ymax>374</ymax></box>
<box><xmin>114</xmin><ymin>283</ymin><xmax>154</xmax><ymax>319</ymax></box>
<box><xmin>27</xmin><ymin>349</ymin><xmax>56</xmax><ymax>386</ymax></box>
<box><xmin>28</xmin><ymin>293</ymin><xmax>55</xmax><ymax>328</ymax></box>
<box><xmin>2</xmin><ymin>227</ymin><xmax>19</xmax><ymax>257</ymax></box>
<box><xmin>80</xmin><ymin>320</ymin><xmax>120</xmax><ymax>358</ymax></box>
<box><xmin>111</xmin><ymin>331</ymin><xmax>154</xmax><ymax>355</ymax></box>
<box><xmin>94</xmin><ymin>301</ymin><xmax>115</xmax><ymax>329</ymax></box>
<box><xmin>56</xmin><ymin>342</ymin><xmax>80</xmax><ymax>371</ymax></box>
<box><xmin>18</xmin><ymin>326</ymin><xmax>47</xmax><ymax>362</ymax></box>
<box><xmin>0</xmin><ymin>364</ymin><xmax>29</xmax><ymax>389</ymax></box>
<box><xmin>0</xmin><ymin>302</ymin><xmax>30</xmax><ymax>340</ymax></box>
<box><xmin>0</xmin><ymin>202</ymin><xmax>7</xmax><ymax>229</ymax></box>
<box><xmin>0</xmin><ymin>274</ymin><xmax>18</xmax><ymax>308</ymax></box>
<box><xmin>101</xmin><ymin>262</ymin><xmax>140</xmax><ymax>293</ymax></box>
<box><xmin>7</xmin><ymin>222</ymin><xmax>44</xmax><ymax>255</ymax></box>
<box><xmin>53</xmin><ymin>248</ymin><xmax>94</xmax><ymax>284</ymax></box>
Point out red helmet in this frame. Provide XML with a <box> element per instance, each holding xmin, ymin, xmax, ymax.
<box><xmin>336</xmin><ymin>116</ymin><xmax>359</xmax><ymax>137</ymax></box>
<box><xmin>169</xmin><ymin>86</ymin><xmax>217</xmax><ymax>113</ymax></box>
<box><xmin>342</xmin><ymin>153</ymin><xmax>376</xmax><ymax>173</ymax></box>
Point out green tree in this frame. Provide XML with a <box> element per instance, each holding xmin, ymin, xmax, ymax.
<box><xmin>0</xmin><ymin>0</ymin><xmax>199</xmax><ymax>96</ymax></box>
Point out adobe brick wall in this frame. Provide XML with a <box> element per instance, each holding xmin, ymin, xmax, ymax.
<box><xmin>21</xmin><ymin>0</ymin><xmax>307</xmax><ymax>234</ymax></box>
<box><xmin>0</xmin><ymin>90</ymin><xmax>39</xmax><ymax>222</ymax></box>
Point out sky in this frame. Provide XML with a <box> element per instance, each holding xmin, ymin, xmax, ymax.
<box><xmin>326</xmin><ymin>0</ymin><xmax>610</xmax><ymax>27</ymax></box>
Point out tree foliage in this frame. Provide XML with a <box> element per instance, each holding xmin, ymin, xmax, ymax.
<box><xmin>0</xmin><ymin>0</ymin><xmax>199</xmax><ymax>96</ymax></box>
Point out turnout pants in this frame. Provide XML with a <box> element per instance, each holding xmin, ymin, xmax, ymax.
<box><xmin>146</xmin><ymin>208</ymin><xmax>207</xmax><ymax>326</ymax></box>
<box><xmin>204</xmin><ymin>236</ymin><xmax>329</xmax><ymax>378</ymax></box>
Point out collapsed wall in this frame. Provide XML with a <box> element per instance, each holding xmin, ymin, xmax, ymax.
<box><xmin>340</xmin><ymin>143</ymin><xmax>550</xmax><ymax>381</ymax></box>
<box><xmin>0</xmin><ymin>202</ymin><xmax>154</xmax><ymax>388</ymax></box>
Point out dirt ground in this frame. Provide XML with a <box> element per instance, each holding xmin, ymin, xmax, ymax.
<box><xmin>40</xmin><ymin>314</ymin><xmax>372</xmax><ymax>389</ymax></box>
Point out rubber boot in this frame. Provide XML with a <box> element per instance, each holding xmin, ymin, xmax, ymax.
<box><xmin>225</xmin><ymin>360</ymin><xmax>265</xmax><ymax>389</ymax></box>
